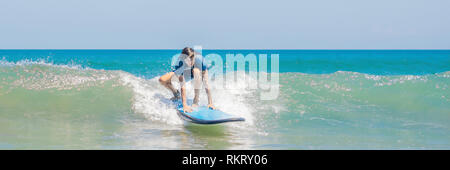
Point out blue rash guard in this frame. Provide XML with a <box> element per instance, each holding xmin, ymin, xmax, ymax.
<box><xmin>172</xmin><ymin>55</ymin><xmax>207</xmax><ymax>81</ymax></box>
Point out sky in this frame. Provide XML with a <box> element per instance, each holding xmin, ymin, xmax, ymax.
<box><xmin>0</xmin><ymin>0</ymin><xmax>449</xmax><ymax>49</ymax></box>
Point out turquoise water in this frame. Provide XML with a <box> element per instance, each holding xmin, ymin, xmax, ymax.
<box><xmin>0</xmin><ymin>50</ymin><xmax>449</xmax><ymax>149</ymax></box>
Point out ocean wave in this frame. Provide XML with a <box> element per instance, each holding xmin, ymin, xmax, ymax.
<box><xmin>1</xmin><ymin>61</ymin><xmax>449</xmax><ymax>133</ymax></box>
<box><xmin>0</xmin><ymin>61</ymin><xmax>259</xmax><ymax>130</ymax></box>
<box><xmin>1</xmin><ymin>60</ymin><xmax>449</xmax><ymax>149</ymax></box>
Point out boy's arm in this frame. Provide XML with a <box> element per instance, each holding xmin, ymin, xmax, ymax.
<box><xmin>179</xmin><ymin>75</ymin><xmax>192</xmax><ymax>112</ymax></box>
<box><xmin>203</xmin><ymin>70</ymin><xmax>215</xmax><ymax>110</ymax></box>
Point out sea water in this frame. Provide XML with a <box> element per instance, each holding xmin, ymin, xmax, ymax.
<box><xmin>0</xmin><ymin>50</ymin><xmax>449</xmax><ymax>149</ymax></box>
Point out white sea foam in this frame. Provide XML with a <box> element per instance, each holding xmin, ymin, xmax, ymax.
<box><xmin>1</xmin><ymin>59</ymin><xmax>260</xmax><ymax>130</ymax></box>
<box><xmin>118</xmin><ymin>71</ymin><xmax>258</xmax><ymax>128</ymax></box>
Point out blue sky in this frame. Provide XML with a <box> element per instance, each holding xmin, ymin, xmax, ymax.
<box><xmin>0</xmin><ymin>0</ymin><xmax>449</xmax><ymax>49</ymax></box>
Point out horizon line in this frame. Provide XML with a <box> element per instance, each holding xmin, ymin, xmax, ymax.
<box><xmin>1</xmin><ymin>48</ymin><xmax>450</xmax><ymax>50</ymax></box>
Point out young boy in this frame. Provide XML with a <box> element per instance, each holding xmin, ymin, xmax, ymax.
<box><xmin>158</xmin><ymin>47</ymin><xmax>215</xmax><ymax>113</ymax></box>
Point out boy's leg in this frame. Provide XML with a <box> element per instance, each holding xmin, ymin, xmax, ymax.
<box><xmin>192</xmin><ymin>68</ymin><xmax>202</xmax><ymax>107</ymax></box>
<box><xmin>159</xmin><ymin>72</ymin><xmax>180</xmax><ymax>99</ymax></box>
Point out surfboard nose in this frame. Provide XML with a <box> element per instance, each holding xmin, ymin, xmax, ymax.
<box><xmin>176</xmin><ymin>102</ymin><xmax>245</xmax><ymax>124</ymax></box>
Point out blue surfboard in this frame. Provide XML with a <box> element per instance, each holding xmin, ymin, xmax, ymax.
<box><xmin>176</xmin><ymin>103</ymin><xmax>245</xmax><ymax>124</ymax></box>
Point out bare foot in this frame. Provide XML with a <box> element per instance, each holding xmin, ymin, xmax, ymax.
<box><xmin>207</xmin><ymin>104</ymin><xmax>216</xmax><ymax>110</ymax></box>
<box><xmin>170</xmin><ymin>90</ymin><xmax>180</xmax><ymax>101</ymax></box>
<box><xmin>170</xmin><ymin>96</ymin><xmax>180</xmax><ymax>101</ymax></box>
<box><xmin>192</xmin><ymin>103</ymin><xmax>199</xmax><ymax>108</ymax></box>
